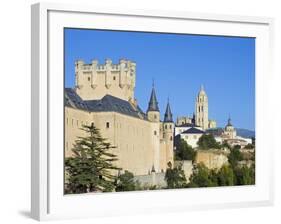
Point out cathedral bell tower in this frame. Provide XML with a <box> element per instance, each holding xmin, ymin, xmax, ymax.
<box><xmin>195</xmin><ymin>85</ymin><xmax>209</xmax><ymax>130</ymax></box>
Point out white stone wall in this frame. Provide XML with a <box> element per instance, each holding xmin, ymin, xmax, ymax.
<box><xmin>180</xmin><ymin>133</ymin><xmax>203</xmax><ymax>148</ymax></box>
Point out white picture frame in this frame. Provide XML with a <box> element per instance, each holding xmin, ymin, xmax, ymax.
<box><xmin>31</xmin><ymin>2</ymin><xmax>274</xmax><ymax>221</ymax></box>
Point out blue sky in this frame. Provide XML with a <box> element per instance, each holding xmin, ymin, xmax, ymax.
<box><xmin>64</xmin><ymin>28</ymin><xmax>255</xmax><ymax>131</ymax></box>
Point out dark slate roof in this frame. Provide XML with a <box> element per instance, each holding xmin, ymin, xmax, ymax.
<box><xmin>164</xmin><ymin>101</ymin><xmax>173</xmax><ymax>122</ymax></box>
<box><xmin>65</xmin><ymin>88</ymin><xmax>146</xmax><ymax>120</ymax></box>
<box><xmin>182</xmin><ymin>127</ymin><xmax>205</xmax><ymax>134</ymax></box>
<box><xmin>147</xmin><ymin>86</ymin><xmax>159</xmax><ymax>112</ymax></box>
<box><xmin>65</xmin><ymin>88</ymin><xmax>89</xmax><ymax>110</ymax></box>
<box><xmin>226</xmin><ymin>118</ymin><xmax>233</xmax><ymax>127</ymax></box>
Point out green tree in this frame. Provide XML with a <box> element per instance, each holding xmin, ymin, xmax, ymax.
<box><xmin>165</xmin><ymin>162</ymin><xmax>187</xmax><ymax>189</ymax></box>
<box><xmin>188</xmin><ymin>163</ymin><xmax>217</xmax><ymax>187</ymax></box>
<box><xmin>65</xmin><ymin>124</ymin><xmax>120</xmax><ymax>194</ymax></box>
<box><xmin>234</xmin><ymin>165</ymin><xmax>255</xmax><ymax>185</ymax></box>
<box><xmin>175</xmin><ymin>139</ymin><xmax>196</xmax><ymax>161</ymax></box>
<box><xmin>216</xmin><ymin>165</ymin><xmax>235</xmax><ymax>186</ymax></box>
<box><xmin>233</xmin><ymin>145</ymin><xmax>241</xmax><ymax>150</ymax></box>
<box><xmin>115</xmin><ymin>170</ymin><xmax>137</xmax><ymax>192</ymax></box>
<box><xmin>197</xmin><ymin>134</ymin><xmax>220</xmax><ymax>150</ymax></box>
<box><xmin>228</xmin><ymin>148</ymin><xmax>243</xmax><ymax>168</ymax></box>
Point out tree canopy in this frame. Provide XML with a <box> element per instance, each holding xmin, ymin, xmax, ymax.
<box><xmin>65</xmin><ymin>124</ymin><xmax>120</xmax><ymax>194</ymax></box>
<box><xmin>165</xmin><ymin>162</ymin><xmax>187</xmax><ymax>189</ymax></box>
<box><xmin>115</xmin><ymin>170</ymin><xmax>137</xmax><ymax>192</ymax></box>
<box><xmin>175</xmin><ymin>139</ymin><xmax>196</xmax><ymax>161</ymax></box>
<box><xmin>197</xmin><ymin>134</ymin><xmax>220</xmax><ymax>150</ymax></box>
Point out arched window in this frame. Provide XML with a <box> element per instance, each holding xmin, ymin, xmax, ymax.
<box><xmin>165</xmin><ymin>125</ymin><xmax>167</xmax><ymax>129</ymax></box>
<box><xmin>170</xmin><ymin>136</ymin><xmax>173</xmax><ymax>141</ymax></box>
<box><xmin>154</xmin><ymin>130</ymin><xmax>157</xmax><ymax>136</ymax></box>
<box><xmin>169</xmin><ymin>124</ymin><xmax>172</xmax><ymax>129</ymax></box>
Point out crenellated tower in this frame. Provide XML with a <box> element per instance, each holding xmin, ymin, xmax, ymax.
<box><xmin>75</xmin><ymin>59</ymin><xmax>136</xmax><ymax>101</ymax></box>
<box><xmin>195</xmin><ymin>85</ymin><xmax>209</xmax><ymax>130</ymax></box>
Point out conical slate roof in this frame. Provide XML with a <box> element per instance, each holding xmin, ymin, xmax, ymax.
<box><xmin>227</xmin><ymin>117</ymin><xmax>233</xmax><ymax>127</ymax></box>
<box><xmin>147</xmin><ymin>86</ymin><xmax>159</xmax><ymax>112</ymax></box>
<box><xmin>164</xmin><ymin>100</ymin><xmax>173</xmax><ymax>122</ymax></box>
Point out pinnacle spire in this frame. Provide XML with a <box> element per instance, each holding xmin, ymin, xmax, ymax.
<box><xmin>164</xmin><ymin>99</ymin><xmax>173</xmax><ymax>122</ymax></box>
<box><xmin>147</xmin><ymin>82</ymin><xmax>159</xmax><ymax>112</ymax></box>
<box><xmin>227</xmin><ymin>115</ymin><xmax>232</xmax><ymax>126</ymax></box>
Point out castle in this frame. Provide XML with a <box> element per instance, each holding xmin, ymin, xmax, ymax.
<box><xmin>65</xmin><ymin>59</ymin><xmax>174</xmax><ymax>176</ymax></box>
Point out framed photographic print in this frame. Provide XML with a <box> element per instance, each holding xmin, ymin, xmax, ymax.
<box><xmin>31</xmin><ymin>2</ymin><xmax>274</xmax><ymax>221</ymax></box>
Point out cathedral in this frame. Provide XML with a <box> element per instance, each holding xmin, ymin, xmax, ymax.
<box><xmin>64</xmin><ymin>58</ymin><xmax>174</xmax><ymax>176</ymax></box>
<box><xmin>176</xmin><ymin>85</ymin><xmax>217</xmax><ymax>130</ymax></box>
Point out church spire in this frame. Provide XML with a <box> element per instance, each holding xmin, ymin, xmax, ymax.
<box><xmin>227</xmin><ymin>115</ymin><xmax>232</xmax><ymax>126</ymax></box>
<box><xmin>164</xmin><ymin>98</ymin><xmax>173</xmax><ymax>122</ymax></box>
<box><xmin>147</xmin><ymin>82</ymin><xmax>159</xmax><ymax>112</ymax></box>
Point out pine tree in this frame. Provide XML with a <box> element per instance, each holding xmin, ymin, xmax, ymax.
<box><xmin>65</xmin><ymin>124</ymin><xmax>120</xmax><ymax>194</ymax></box>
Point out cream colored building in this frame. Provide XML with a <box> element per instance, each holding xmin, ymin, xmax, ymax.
<box><xmin>65</xmin><ymin>59</ymin><xmax>174</xmax><ymax>176</ymax></box>
<box><xmin>176</xmin><ymin>127</ymin><xmax>205</xmax><ymax>148</ymax></box>
<box><xmin>223</xmin><ymin>117</ymin><xmax>237</xmax><ymax>139</ymax></box>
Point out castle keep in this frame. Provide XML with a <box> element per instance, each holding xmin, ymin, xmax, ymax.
<box><xmin>65</xmin><ymin>59</ymin><xmax>174</xmax><ymax>176</ymax></box>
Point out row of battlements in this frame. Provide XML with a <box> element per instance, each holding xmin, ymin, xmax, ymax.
<box><xmin>75</xmin><ymin>59</ymin><xmax>136</xmax><ymax>72</ymax></box>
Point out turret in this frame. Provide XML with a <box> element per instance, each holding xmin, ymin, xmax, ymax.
<box><xmin>147</xmin><ymin>83</ymin><xmax>160</xmax><ymax>122</ymax></box>
<box><xmin>163</xmin><ymin>99</ymin><xmax>174</xmax><ymax>167</ymax></box>
<box><xmin>164</xmin><ymin>99</ymin><xmax>173</xmax><ymax>123</ymax></box>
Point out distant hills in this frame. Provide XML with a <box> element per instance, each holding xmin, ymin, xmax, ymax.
<box><xmin>206</xmin><ymin>128</ymin><xmax>255</xmax><ymax>138</ymax></box>
<box><xmin>236</xmin><ymin>128</ymin><xmax>255</xmax><ymax>138</ymax></box>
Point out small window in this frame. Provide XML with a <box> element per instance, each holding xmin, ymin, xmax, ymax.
<box><xmin>154</xmin><ymin>115</ymin><xmax>157</xmax><ymax>119</ymax></box>
<box><xmin>165</xmin><ymin>125</ymin><xmax>167</xmax><ymax>129</ymax></box>
<box><xmin>169</xmin><ymin>124</ymin><xmax>172</xmax><ymax>129</ymax></box>
<box><xmin>170</xmin><ymin>136</ymin><xmax>173</xmax><ymax>141</ymax></box>
<box><xmin>88</xmin><ymin>77</ymin><xmax>90</xmax><ymax>81</ymax></box>
<box><xmin>193</xmin><ymin>135</ymin><xmax>197</xmax><ymax>139</ymax></box>
<box><xmin>106</xmin><ymin>122</ymin><xmax>110</xmax><ymax>128</ymax></box>
<box><xmin>113</xmin><ymin>76</ymin><xmax>116</xmax><ymax>80</ymax></box>
<box><xmin>154</xmin><ymin>131</ymin><xmax>157</xmax><ymax>136</ymax></box>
